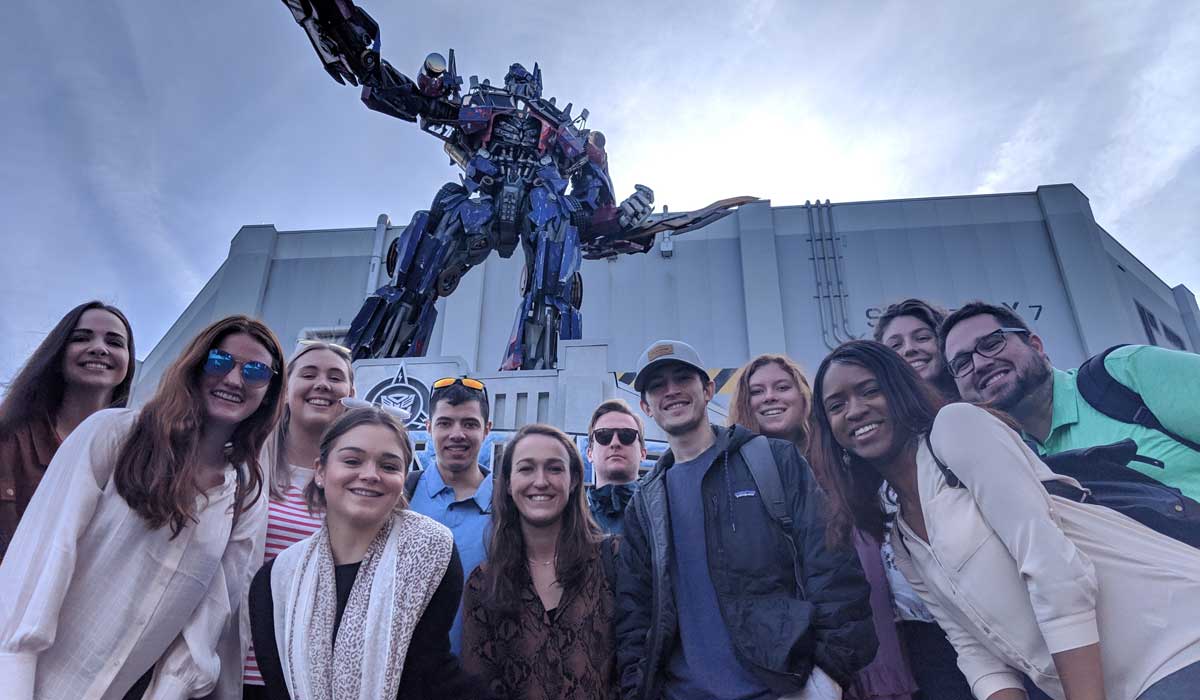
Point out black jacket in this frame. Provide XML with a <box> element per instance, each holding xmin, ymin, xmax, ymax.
<box><xmin>615</xmin><ymin>424</ymin><xmax>877</xmax><ymax>699</ymax></box>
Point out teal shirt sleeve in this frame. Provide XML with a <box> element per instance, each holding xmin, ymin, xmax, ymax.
<box><xmin>1105</xmin><ymin>345</ymin><xmax>1200</xmax><ymax>445</ymax></box>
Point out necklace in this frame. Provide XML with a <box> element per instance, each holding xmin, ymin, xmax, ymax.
<box><xmin>527</xmin><ymin>555</ymin><xmax>556</xmax><ymax>566</ymax></box>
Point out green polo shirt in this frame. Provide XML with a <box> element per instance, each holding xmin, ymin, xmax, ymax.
<box><xmin>1033</xmin><ymin>344</ymin><xmax>1200</xmax><ymax>500</ymax></box>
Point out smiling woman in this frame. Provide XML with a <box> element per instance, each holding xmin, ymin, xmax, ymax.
<box><xmin>0</xmin><ymin>314</ymin><xmax>284</xmax><ymax>699</ymax></box>
<box><xmin>810</xmin><ymin>340</ymin><xmax>1200</xmax><ymax>700</ymax></box>
<box><xmin>463</xmin><ymin>423</ymin><xmax>619</xmax><ymax>700</ymax></box>
<box><xmin>242</xmin><ymin>340</ymin><xmax>356</xmax><ymax>694</ymax></box>
<box><xmin>248</xmin><ymin>406</ymin><xmax>488</xmax><ymax>699</ymax></box>
<box><xmin>0</xmin><ymin>300</ymin><xmax>135</xmax><ymax>561</ymax></box>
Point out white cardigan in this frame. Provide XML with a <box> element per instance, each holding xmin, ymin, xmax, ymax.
<box><xmin>892</xmin><ymin>403</ymin><xmax>1200</xmax><ymax>700</ymax></box>
<box><xmin>0</xmin><ymin>408</ymin><xmax>267</xmax><ymax>700</ymax></box>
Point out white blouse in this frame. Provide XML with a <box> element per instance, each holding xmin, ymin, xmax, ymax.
<box><xmin>0</xmin><ymin>408</ymin><xmax>267</xmax><ymax>700</ymax></box>
<box><xmin>892</xmin><ymin>403</ymin><xmax>1200</xmax><ymax>700</ymax></box>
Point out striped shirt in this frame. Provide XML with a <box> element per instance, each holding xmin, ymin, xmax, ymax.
<box><xmin>243</xmin><ymin>465</ymin><xmax>322</xmax><ymax>685</ymax></box>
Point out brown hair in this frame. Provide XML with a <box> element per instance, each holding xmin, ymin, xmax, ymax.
<box><xmin>270</xmin><ymin>341</ymin><xmax>355</xmax><ymax>500</ymax></box>
<box><xmin>480</xmin><ymin>423</ymin><xmax>602</xmax><ymax>615</ymax></box>
<box><xmin>114</xmin><ymin>315</ymin><xmax>285</xmax><ymax>536</ymax></box>
<box><xmin>874</xmin><ymin>298</ymin><xmax>959</xmax><ymax>400</ymax></box>
<box><xmin>304</xmin><ymin>406</ymin><xmax>413</xmax><ymax>513</ymax></box>
<box><xmin>0</xmin><ymin>301</ymin><xmax>136</xmax><ymax>434</ymax></box>
<box><xmin>809</xmin><ymin>340</ymin><xmax>947</xmax><ymax>545</ymax></box>
<box><xmin>727</xmin><ymin>354</ymin><xmax>813</xmax><ymax>452</ymax></box>
<box><xmin>587</xmin><ymin>398</ymin><xmax>646</xmax><ymax>448</ymax></box>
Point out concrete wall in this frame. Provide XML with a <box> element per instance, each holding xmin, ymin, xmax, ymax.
<box><xmin>134</xmin><ymin>184</ymin><xmax>1197</xmax><ymax>405</ymax></box>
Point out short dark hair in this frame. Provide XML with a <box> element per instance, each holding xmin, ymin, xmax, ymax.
<box><xmin>938</xmin><ymin>301</ymin><xmax>1032</xmax><ymax>356</ymax></box>
<box><xmin>430</xmin><ymin>381</ymin><xmax>490</xmax><ymax>423</ymax></box>
<box><xmin>874</xmin><ymin>298</ymin><xmax>948</xmax><ymax>343</ymax></box>
<box><xmin>587</xmin><ymin>399</ymin><xmax>646</xmax><ymax>448</ymax></box>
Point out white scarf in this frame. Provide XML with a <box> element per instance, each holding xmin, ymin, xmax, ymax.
<box><xmin>270</xmin><ymin>509</ymin><xmax>454</xmax><ymax>700</ymax></box>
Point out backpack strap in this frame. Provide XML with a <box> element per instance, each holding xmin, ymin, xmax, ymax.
<box><xmin>923</xmin><ymin>432</ymin><xmax>963</xmax><ymax>488</ymax></box>
<box><xmin>404</xmin><ymin>468</ymin><xmax>423</xmax><ymax>502</ymax></box>
<box><xmin>1077</xmin><ymin>345</ymin><xmax>1200</xmax><ymax>454</ymax></box>
<box><xmin>738</xmin><ymin>435</ymin><xmax>805</xmax><ymax>598</ymax></box>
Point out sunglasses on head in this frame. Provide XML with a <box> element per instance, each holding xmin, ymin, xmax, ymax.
<box><xmin>298</xmin><ymin>339</ymin><xmax>352</xmax><ymax>354</ymax></box>
<box><xmin>341</xmin><ymin>397</ymin><xmax>411</xmax><ymax>422</ymax></box>
<box><xmin>203</xmin><ymin>349</ymin><xmax>276</xmax><ymax>387</ymax></box>
<box><xmin>592</xmin><ymin>427</ymin><xmax>640</xmax><ymax>446</ymax></box>
<box><xmin>432</xmin><ymin>376</ymin><xmax>487</xmax><ymax>397</ymax></box>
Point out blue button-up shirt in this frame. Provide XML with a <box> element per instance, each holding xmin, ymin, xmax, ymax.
<box><xmin>408</xmin><ymin>462</ymin><xmax>493</xmax><ymax>654</ymax></box>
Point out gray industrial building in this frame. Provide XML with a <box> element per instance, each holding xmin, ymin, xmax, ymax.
<box><xmin>133</xmin><ymin>183</ymin><xmax>1199</xmax><ymax>466</ymax></box>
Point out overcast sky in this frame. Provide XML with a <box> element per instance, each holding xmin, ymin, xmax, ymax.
<box><xmin>2</xmin><ymin>0</ymin><xmax>1197</xmax><ymax>383</ymax></box>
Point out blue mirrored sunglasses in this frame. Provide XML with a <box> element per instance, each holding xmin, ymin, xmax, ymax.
<box><xmin>203</xmin><ymin>349</ymin><xmax>276</xmax><ymax>387</ymax></box>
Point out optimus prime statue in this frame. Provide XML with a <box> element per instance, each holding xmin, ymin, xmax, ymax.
<box><xmin>282</xmin><ymin>0</ymin><xmax>755</xmax><ymax>370</ymax></box>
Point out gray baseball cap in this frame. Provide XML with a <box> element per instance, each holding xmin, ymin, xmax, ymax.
<box><xmin>633</xmin><ymin>339</ymin><xmax>706</xmax><ymax>392</ymax></box>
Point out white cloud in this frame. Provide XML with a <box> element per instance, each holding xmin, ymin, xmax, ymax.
<box><xmin>973</xmin><ymin>100</ymin><xmax>1057</xmax><ymax>195</ymax></box>
<box><xmin>1089</xmin><ymin>4</ymin><xmax>1200</xmax><ymax>227</ymax></box>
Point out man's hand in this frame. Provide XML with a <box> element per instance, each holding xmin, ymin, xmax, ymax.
<box><xmin>618</xmin><ymin>185</ymin><xmax>654</xmax><ymax>228</ymax></box>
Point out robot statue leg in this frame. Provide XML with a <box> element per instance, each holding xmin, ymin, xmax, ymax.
<box><xmin>345</xmin><ymin>183</ymin><xmax>491</xmax><ymax>360</ymax></box>
<box><xmin>501</xmin><ymin>191</ymin><xmax>583</xmax><ymax>370</ymax></box>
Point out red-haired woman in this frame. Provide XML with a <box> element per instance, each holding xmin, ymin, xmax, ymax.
<box><xmin>0</xmin><ymin>315</ymin><xmax>284</xmax><ymax>700</ymax></box>
<box><xmin>729</xmin><ymin>353</ymin><xmax>919</xmax><ymax>700</ymax></box>
<box><xmin>462</xmin><ymin>423</ymin><xmax>617</xmax><ymax>700</ymax></box>
<box><xmin>0</xmin><ymin>300</ymin><xmax>135</xmax><ymax>561</ymax></box>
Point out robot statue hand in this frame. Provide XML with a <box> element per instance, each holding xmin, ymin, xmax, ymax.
<box><xmin>618</xmin><ymin>184</ymin><xmax>655</xmax><ymax>228</ymax></box>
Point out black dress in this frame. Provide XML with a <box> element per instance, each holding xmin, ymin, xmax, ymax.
<box><xmin>248</xmin><ymin>544</ymin><xmax>489</xmax><ymax>700</ymax></box>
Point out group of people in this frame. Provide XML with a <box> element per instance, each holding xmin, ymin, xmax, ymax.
<box><xmin>0</xmin><ymin>296</ymin><xmax>1199</xmax><ymax>700</ymax></box>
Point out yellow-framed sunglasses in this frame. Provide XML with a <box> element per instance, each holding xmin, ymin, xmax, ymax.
<box><xmin>432</xmin><ymin>376</ymin><xmax>487</xmax><ymax>394</ymax></box>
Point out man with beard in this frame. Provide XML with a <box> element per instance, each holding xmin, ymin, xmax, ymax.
<box><xmin>941</xmin><ymin>301</ymin><xmax>1200</xmax><ymax>500</ymax></box>
<box><xmin>615</xmin><ymin>339</ymin><xmax>875</xmax><ymax>700</ymax></box>
<box><xmin>585</xmin><ymin>398</ymin><xmax>647</xmax><ymax>535</ymax></box>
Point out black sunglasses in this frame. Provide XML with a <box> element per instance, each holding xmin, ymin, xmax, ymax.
<box><xmin>592</xmin><ymin>427</ymin><xmax>640</xmax><ymax>446</ymax></box>
<box><xmin>203</xmin><ymin>349</ymin><xmax>276</xmax><ymax>387</ymax></box>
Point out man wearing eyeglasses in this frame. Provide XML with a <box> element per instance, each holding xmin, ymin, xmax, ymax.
<box><xmin>585</xmin><ymin>399</ymin><xmax>647</xmax><ymax>535</ymax></box>
<box><xmin>941</xmin><ymin>300</ymin><xmax>1200</xmax><ymax>500</ymax></box>
<box><xmin>407</xmin><ymin>376</ymin><xmax>493</xmax><ymax>654</ymax></box>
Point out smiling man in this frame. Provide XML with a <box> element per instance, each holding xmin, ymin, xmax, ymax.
<box><xmin>615</xmin><ymin>339</ymin><xmax>875</xmax><ymax>700</ymax></box>
<box><xmin>941</xmin><ymin>301</ymin><xmax>1200</xmax><ymax>500</ymax></box>
<box><xmin>407</xmin><ymin>377</ymin><xmax>493</xmax><ymax>654</ymax></box>
<box><xmin>585</xmin><ymin>399</ymin><xmax>647</xmax><ymax>535</ymax></box>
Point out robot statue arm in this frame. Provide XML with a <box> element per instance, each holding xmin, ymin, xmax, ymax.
<box><xmin>281</xmin><ymin>0</ymin><xmax>459</xmax><ymax>123</ymax></box>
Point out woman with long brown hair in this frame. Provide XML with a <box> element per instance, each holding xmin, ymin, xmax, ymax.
<box><xmin>0</xmin><ymin>300</ymin><xmax>135</xmax><ymax>560</ymax></box>
<box><xmin>729</xmin><ymin>353</ymin><xmax>919</xmax><ymax>700</ymax></box>
<box><xmin>0</xmin><ymin>315</ymin><xmax>284</xmax><ymax>700</ymax></box>
<box><xmin>809</xmin><ymin>340</ymin><xmax>1200</xmax><ymax>700</ymax></box>
<box><xmin>462</xmin><ymin>423</ymin><xmax>617</xmax><ymax>700</ymax></box>
<box><xmin>242</xmin><ymin>340</ymin><xmax>355</xmax><ymax>695</ymax></box>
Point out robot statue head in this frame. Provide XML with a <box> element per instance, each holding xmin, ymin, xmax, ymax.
<box><xmin>504</xmin><ymin>62</ymin><xmax>543</xmax><ymax>99</ymax></box>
